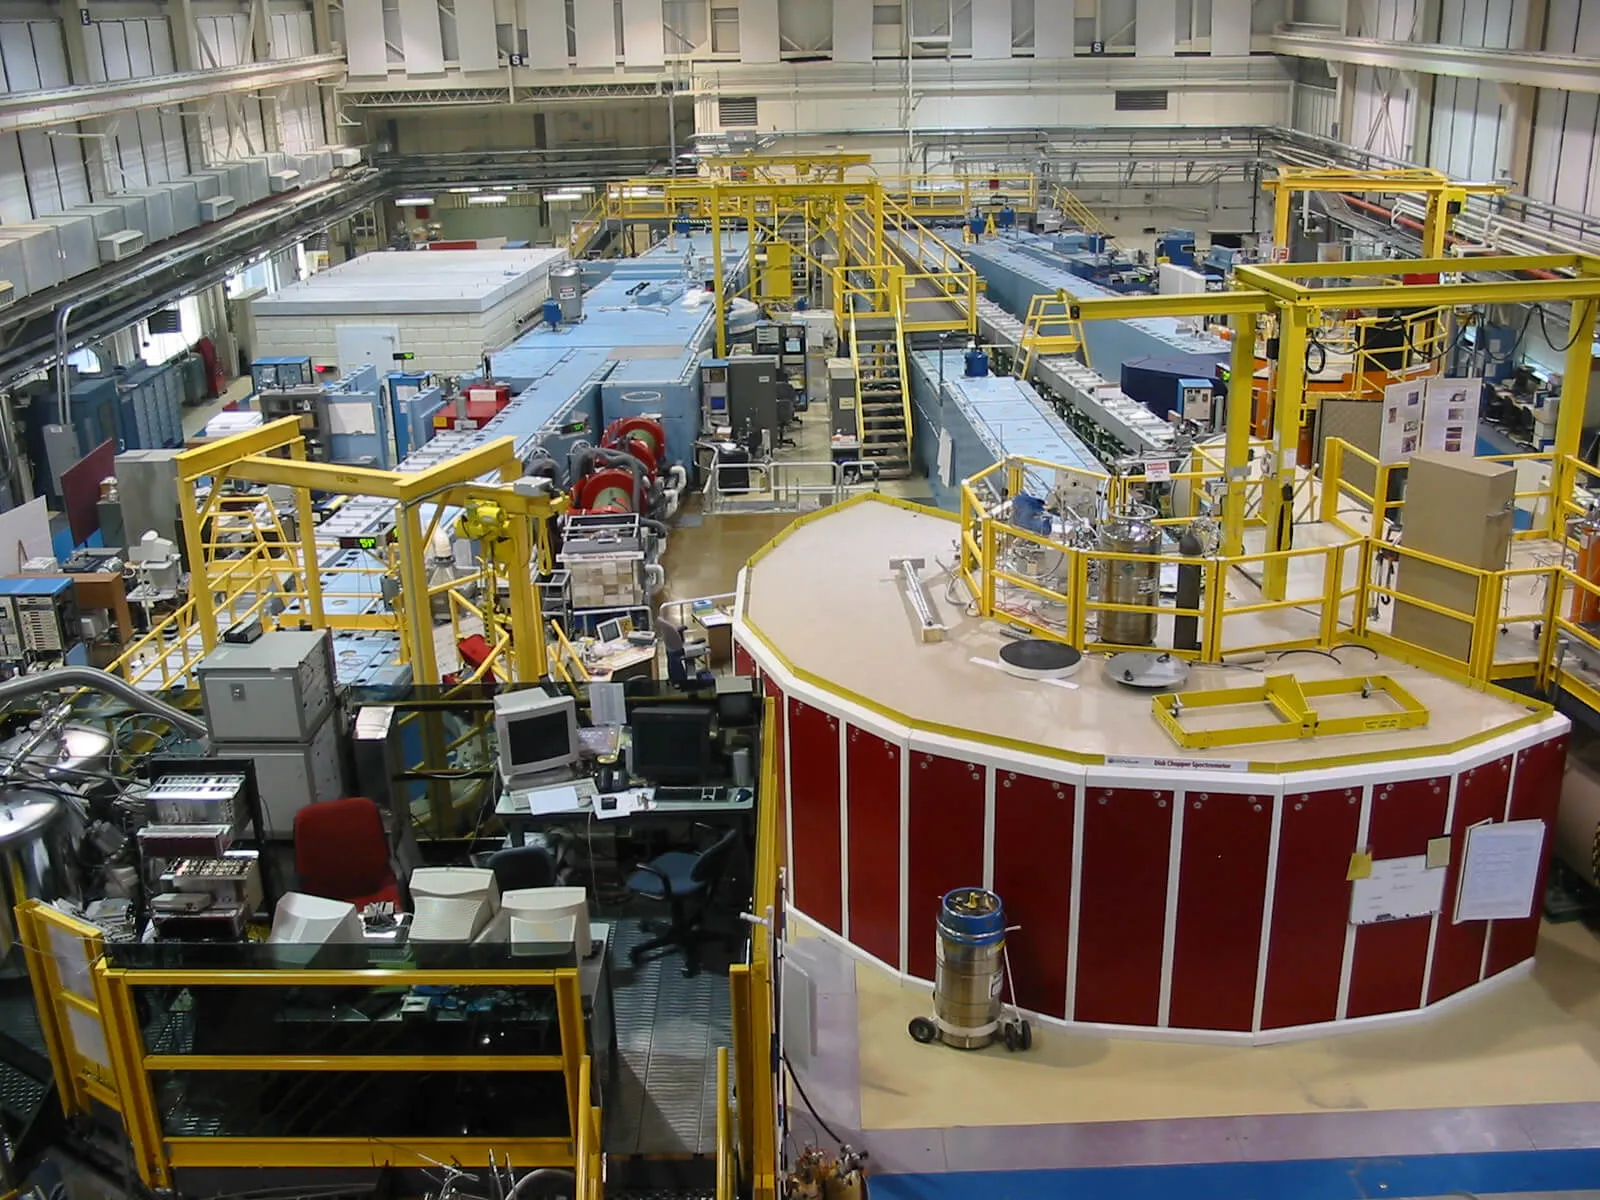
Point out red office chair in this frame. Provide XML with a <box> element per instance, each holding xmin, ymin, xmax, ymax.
<box><xmin>293</xmin><ymin>797</ymin><xmax>401</xmax><ymax>909</ymax></box>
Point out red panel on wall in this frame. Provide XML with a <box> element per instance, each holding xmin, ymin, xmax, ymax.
<box><xmin>733</xmin><ymin>641</ymin><xmax>756</xmax><ymax>677</ymax></box>
<box><xmin>786</xmin><ymin>699</ymin><xmax>841</xmax><ymax>933</ymax></box>
<box><xmin>1075</xmin><ymin>786</ymin><xmax>1173</xmax><ymax>1027</ymax></box>
<box><xmin>1486</xmin><ymin>733</ymin><xmax>1570</xmax><ymax>977</ymax></box>
<box><xmin>906</xmin><ymin>753</ymin><xmax>986</xmax><ymax>981</ymax></box>
<box><xmin>846</xmin><ymin>725</ymin><xmax>902</xmax><ymax>968</ymax></box>
<box><xmin>1347</xmin><ymin>775</ymin><xmax>1450</xmax><ymax>1018</ymax></box>
<box><xmin>1428</xmin><ymin>756</ymin><xmax>1511</xmax><ymax>1003</ymax></box>
<box><xmin>992</xmin><ymin>772</ymin><xmax>1074</xmax><ymax>1019</ymax></box>
<box><xmin>1169</xmin><ymin>791</ymin><xmax>1273</xmax><ymax>1031</ymax></box>
<box><xmin>1262</xmin><ymin>786</ymin><xmax>1361</xmax><ymax>1030</ymax></box>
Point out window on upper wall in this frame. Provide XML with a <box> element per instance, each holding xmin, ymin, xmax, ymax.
<box><xmin>1011</xmin><ymin>0</ymin><xmax>1034</xmax><ymax>48</ymax></box>
<box><xmin>711</xmin><ymin>6</ymin><xmax>739</xmax><ymax>52</ymax></box>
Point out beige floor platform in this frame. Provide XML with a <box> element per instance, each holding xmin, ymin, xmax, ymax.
<box><xmin>743</xmin><ymin>498</ymin><xmax>1546</xmax><ymax>766</ymax></box>
<box><xmin>837</xmin><ymin>918</ymin><xmax>1600</xmax><ymax>1130</ymax></box>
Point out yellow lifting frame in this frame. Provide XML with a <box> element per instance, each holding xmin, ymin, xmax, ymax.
<box><xmin>1263</xmin><ymin>167</ymin><xmax>1508</xmax><ymax>260</ymax></box>
<box><xmin>175</xmin><ymin>421</ymin><xmax>565</xmax><ymax>685</ymax></box>
<box><xmin>1070</xmin><ymin>252</ymin><xmax>1600</xmax><ymax>599</ymax></box>
<box><xmin>1152</xmin><ymin>672</ymin><xmax>1431</xmax><ymax>750</ymax></box>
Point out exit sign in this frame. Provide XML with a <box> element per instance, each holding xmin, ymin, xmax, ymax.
<box><xmin>392</xmin><ymin>351</ymin><xmax>415</xmax><ymax>362</ymax></box>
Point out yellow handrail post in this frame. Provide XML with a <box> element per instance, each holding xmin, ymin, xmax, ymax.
<box><xmin>1224</xmin><ymin>312</ymin><xmax>1256</xmax><ymax>555</ymax></box>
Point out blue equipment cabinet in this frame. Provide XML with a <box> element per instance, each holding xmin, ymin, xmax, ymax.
<box><xmin>1156</xmin><ymin>229</ymin><xmax>1196</xmax><ymax>268</ymax></box>
<box><xmin>323</xmin><ymin>365</ymin><xmax>390</xmax><ymax>467</ymax></box>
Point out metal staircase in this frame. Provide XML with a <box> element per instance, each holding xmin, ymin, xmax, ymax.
<box><xmin>849</xmin><ymin>314</ymin><xmax>912</xmax><ymax>479</ymax></box>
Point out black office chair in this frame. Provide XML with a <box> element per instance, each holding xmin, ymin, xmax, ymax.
<box><xmin>486</xmin><ymin>844</ymin><xmax>556</xmax><ymax>893</ymax></box>
<box><xmin>625</xmin><ymin>827</ymin><xmax>741</xmax><ymax>976</ymax></box>
<box><xmin>659</xmin><ymin>620</ymin><xmax>715</xmax><ymax>692</ymax></box>
<box><xmin>774</xmin><ymin>382</ymin><xmax>798</xmax><ymax>448</ymax></box>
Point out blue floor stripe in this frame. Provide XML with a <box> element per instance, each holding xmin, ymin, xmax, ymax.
<box><xmin>869</xmin><ymin>1148</ymin><xmax>1600</xmax><ymax>1200</ymax></box>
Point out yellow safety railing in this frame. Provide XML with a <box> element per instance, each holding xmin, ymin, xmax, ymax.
<box><xmin>568</xmin><ymin>195</ymin><xmax>608</xmax><ymax>257</ymax></box>
<box><xmin>729</xmin><ymin>697</ymin><xmax>780</xmax><ymax>1200</ymax></box>
<box><xmin>1017</xmin><ymin>289</ymin><xmax>1091</xmax><ymax>378</ymax></box>
<box><xmin>45</xmin><ymin>940</ymin><xmax>594</xmax><ymax>1188</ymax></box>
<box><xmin>1049</xmin><ymin>184</ymin><xmax>1109</xmax><ymax>237</ymax></box>
<box><xmin>955</xmin><ymin>447</ymin><xmax>1600</xmax><ymax>696</ymax></box>
<box><xmin>576</xmin><ymin>1056</ymin><xmax>602</xmax><ymax>1200</ymax></box>
<box><xmin>877</xmin><ymin>172</ymin><xmax>1041</xmax><ymax>216</ymax></box>
<box><xmin>715</xmin><ymin>1046</ymin><xmax>734</xmax><ymax>1200</ymax></box>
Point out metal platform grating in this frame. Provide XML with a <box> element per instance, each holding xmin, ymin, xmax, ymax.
<box><xmin>0</xmin><ymin>1058</ymin><xmax>47</xmax><ymax>1119</ymax></box>
<box><xmin>604</xmin><ymin>919</ymin><xmax>734</xmax><ymax>1157</ymax></box>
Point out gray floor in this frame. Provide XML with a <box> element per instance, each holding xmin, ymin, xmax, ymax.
<box><xmin>604</xmin><ymin>918</ymin><xmax>734</xmax><ymax>1157</ymax></box>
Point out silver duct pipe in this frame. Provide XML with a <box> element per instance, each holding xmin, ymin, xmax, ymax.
<box><xmin>54</xmin><ymin>298</ymin><xmax>81</xmax><ymax>427</ymax></box>
<box><xmin>0</xmin><ymin>667</ymin><xmax>209</xmax><ymax>740</ymax></box>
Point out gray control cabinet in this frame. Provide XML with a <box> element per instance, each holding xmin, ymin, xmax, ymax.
<box><xmin>225</xmin><ymin>717</ymin><xmax>346</xmax><ymax>836</ymax></box>
<box><xmin>195</xmin><ymin>629</ymin><xmax>337</xmax><ymax>742</ymax></box>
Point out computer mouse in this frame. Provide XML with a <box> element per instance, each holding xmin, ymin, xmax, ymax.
<box><xmin>600</xmin><ymin>794</ymin><xmax>618</xmax><ymax>811</ymax></box>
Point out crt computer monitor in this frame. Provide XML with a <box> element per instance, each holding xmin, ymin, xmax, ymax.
<box><xmin>630</xmin><ymin>705</ymin><xmax>715</xmax><ymax>785</ymax></box>
<box><xmin>494</xmin><ymin>689</ymin><xmax>580</xmax><ymax>784</ymax></box>
<box><xmin>502</xmin><ymin>886</ymin><xmax>590</xmax><ymax>956</ymax></box>
<box><xmin>409</xmin><ymin>867</ymin><xmax>500</xmax><ymax>942</ymax></box>
<box><xmin>267</xmin><ymin>892</ymin><xmax>364</xmax><ymax>946</ymax></box>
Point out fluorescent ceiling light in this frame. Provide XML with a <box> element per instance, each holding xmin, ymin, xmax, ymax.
<box><xmin>468</xmin><ymin>194</ymin><xmax>508</xmax><ymax>205</ymax></box>
<box><xmin>491</xmin><ymin>184</ymin><xmax>516</xmax><ymax>191</ymax></box>
<box><xmin>394</xmin><ymin>196</ymin><xmax>434</xmax><ymax>207</ymax></box>
<box><xmin>544</xmin><ymin>190</ymin><xmax>584</xmax><ymax>202</ymax></box>
<box><xmin>448</xmin><ymin>186</ymin><xmax>483</xmax><ymax>194</ymax></box>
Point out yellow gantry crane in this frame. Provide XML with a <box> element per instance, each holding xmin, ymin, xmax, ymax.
<box><xmin>1262</xmin><ymin>167</ymin><xmax>1508</xmax><ymax>259</ymax></box>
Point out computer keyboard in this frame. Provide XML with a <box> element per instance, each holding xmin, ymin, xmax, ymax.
<box><xmin>652</xmin><ymin>786</ymin><xmax>724</xmax><ymax>804</ymax></box>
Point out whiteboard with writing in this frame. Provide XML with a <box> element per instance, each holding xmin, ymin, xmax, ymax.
<box><xmin>1350</xmin><ymin>854</ymin><xmax>1447</xmax><ymax>925</ymax></box>
<box><xmin>1455</xmin><ymin>819</ymin><xmax>1546</xmax><ymax>923</ymax></box>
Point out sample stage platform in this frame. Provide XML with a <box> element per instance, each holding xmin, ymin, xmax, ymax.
<box><xmin>733</xmin><ymin>496</ymin><xmax>1569</xmax><ymax>1040</ymax></box>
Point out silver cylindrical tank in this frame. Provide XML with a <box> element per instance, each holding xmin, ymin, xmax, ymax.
<box><xmin>1098</xmin><ymin>502</ymin><xmax>1162</xmax><ymax>647</ymax></box>
<box><xmin>932</xmin><ymin>887</ymin><xmax>1007</xmax><ymax>1049</ymax></box>
<box><xmin>550</xmin><ymin>263</ymin><xmax>583</xmax><ymax>322</ymax></box>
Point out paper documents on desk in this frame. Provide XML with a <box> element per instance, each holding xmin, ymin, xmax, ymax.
<box><xmin>593</xmin><ymin>788</ymin><xmax>653</xmax><ymax>820</ymax></box>
<box><xmin>512</xmin><ymin>784</ymin><xmax>581</xmax><ymax>816</ymax></box>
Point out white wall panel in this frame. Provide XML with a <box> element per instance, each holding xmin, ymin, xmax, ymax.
<box><xmin>1211</xmin><ymin>0</ymin><xmax>1250</xmax><ymax>53</ymax></box>
<box><xmin>1292</xmin><ymin>84</ymin><xmax>1338</xmax><ymax>138</ymax></box>
<box><xmin>1553</xmin><ymin>93</ymin><xmax>1596</xmax><ymax>213</ymax></box>
<box><xmin>971</xmin><ymin>0</ymin><xmax>1011</xmax><ymax>57</ymax></box>
<box><xmin>1135</xmin><ymin>0</ymin><xmax>1175</xmax><ymax>54</ymax></box>
<box><xmin>1033</xmin><ymin>0</ymin><xmax>1072</xmax><ymax>56</ymax></box>
<box><xmin>271</xmin><ymin>12</ymin><xmax>325</xmax><ymax>153</ymax></box>
<box><xmin>1577</xmin><ymin>2</ymin><xmax>1600</xmax><ymax>54</ymax></box>
<box><xmin>1545</xmin><ymin>0</ymin><xmax>1578</xmax><ymax>51</ymax></box>
<box><xmin>453</xmin><ymin>0</ymin><xmax>500</xmax><ymax>68</ymax></box>
<box><xmin>833</xmin><ymin>0</ymin><xmax>869</xmax><ymax>59</ymax></box>
<box><xmin>573</xmin><ymin>0</ymin><xmax>614</xmax><ymax>66</ymax></box>
<box><xmin>740</xmin><ymin>0</ymin><xmax>780</xmax><ymax>61</ymax></box>
<box><xmin>397</xmin><ymin>0</ymin><xmax>445</xmax><ymax>73</ymax></box>
<box><xmin>1351</xmin><ymin>65</ymin><xmax>1414</xmax><ymax>159</ymax></box>
<box><xmin>1359</xmin><ymin>0</ymin><xmax>1420</xmax><ymax>39</ymax></box>
<box><xmin>0</xmin><ymin>134</ymin><xmax>28</xmax><ymax>223</ymax></box>
<box><xmin>622</xmin><ymin>0</ymin><xmax>665</xmax><ymax>65</ymax></box>
<box><xmin>344</xmin><ymin>0</ymin><xmax>390</xmax><ymax>74</ymax></box>
<box><xmin>523</xmin><ymin>0</ymin><xmax>568</xmax><ymax>67</ymax></box>
<box><xmin>1527</xmin><ymin>89</ymin><xmax>1562</xmax><ymax>201</ymax></box>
